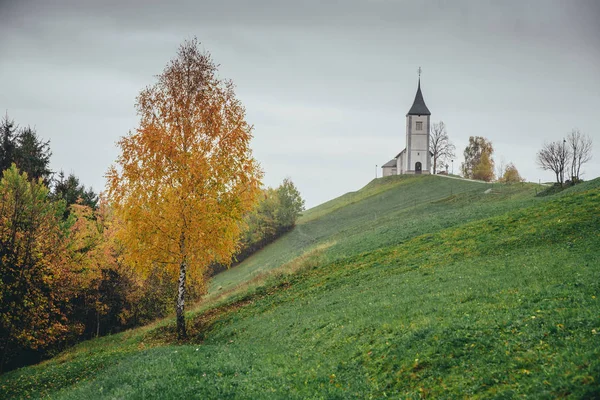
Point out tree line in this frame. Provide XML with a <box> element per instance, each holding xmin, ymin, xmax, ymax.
<box><xmin>429</xmin><ymin>121</ymin><xmax>592</xmax><ymax>184</ymax></box>
<box><xmin>0</xmin><ymin>121</ymin><xmax>303</xmax><ymax>372</ymax></box>
<box><xmin>0</xmin><ymin>115</ymin><xmax>180</xmax><ymax>371</ymax></box>
<box><xmin>428</xmin><ymin>122</ymin><xmax>524</xmax><ymax>183</ymax></box>
<box><xmin>536</xmin><ymin>129</ymin><xmax>593</xmax><ymax>185</ymax></box>
<box><xmin>1</xmin><ymin>39</ymin><xmax>305</xmax><ymax>370</ymax></box>
<box><xmin>209</xmin><ymin>178</ymin><xmax>305</xmax><ymax>276</ymax></box>
<box><xmin>0</xmin><ymin>119</ymin><xmax>303</xmax><ymax>372</ymax></box>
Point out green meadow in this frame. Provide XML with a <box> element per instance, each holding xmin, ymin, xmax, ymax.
<box><xmin>2</xmin><ymin>175</ymin><xmax>599</xmax><ymax>398</ymax></box>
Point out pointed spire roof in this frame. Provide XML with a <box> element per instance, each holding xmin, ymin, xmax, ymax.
<box><xmin>407</xmin><ymin>78</ymin><xmax>431</xmax><ymax>116</ymax></box>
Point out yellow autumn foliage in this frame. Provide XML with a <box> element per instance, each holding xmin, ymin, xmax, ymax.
<box><xmin>106</xmin><ymin>39</ymin><xmax>262</xmax><ymax>337</ymax></box>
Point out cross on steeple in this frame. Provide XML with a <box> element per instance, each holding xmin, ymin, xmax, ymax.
<box><xmin>407</xmin><ymin>70</ymin><xmax>430</xmax><ymax>116</ymax></box>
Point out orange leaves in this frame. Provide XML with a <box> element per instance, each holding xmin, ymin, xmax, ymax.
<box><xmin>500</xmin><ymin>163</ymin><xmax>525</xmax><ymax>184</ymax></box>
<box><xmin>105</xmin><ymin>40</ymin><xmax>265</xmax><ymax>338</ymax></box>
<box><xmin>0</xmin><ymin>165</ymin><xmax>72</xmax><ymax>355</ymax></box>
<box><xmin>107</xmin><ymin>38</ymin><xmax>262</xmax><ymax>284</ymax></box>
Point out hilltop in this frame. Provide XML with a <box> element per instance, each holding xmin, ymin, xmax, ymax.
<box><xmin>1</xmin><ymin>175</ymin><xmax>599</xmax><ymax>398</ymax></box>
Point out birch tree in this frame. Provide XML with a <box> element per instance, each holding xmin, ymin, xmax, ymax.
<box><xmin>107</xmin><ymin>39</ymin><xmax>261</xmax><ymax>339</ymax></box>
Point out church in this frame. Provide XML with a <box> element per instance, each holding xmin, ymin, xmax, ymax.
<box><xmin>381</xmin><ymin>76</ymin><xmax>432</xmax><ymax>176</ymax></box>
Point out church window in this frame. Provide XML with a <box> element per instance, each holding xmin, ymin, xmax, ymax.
<box><xmin>416</xmin><ymin>121</ymin><xmax>423</xmax><ymax>130</ymax></box>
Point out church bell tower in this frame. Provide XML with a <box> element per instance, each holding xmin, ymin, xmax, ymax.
<box><xmin>403</xmin><ymin>70</ymin><xmax>431</xmax><ymax>174</ymax></box>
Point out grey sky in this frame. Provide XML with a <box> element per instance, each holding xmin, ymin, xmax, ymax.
<box><xmin>1</xmin><ymin>0</ymin><xmax>599</xmax><ymax>207</ymax></box>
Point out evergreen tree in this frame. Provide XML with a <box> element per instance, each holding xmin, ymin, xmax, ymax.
<box><xmin>0</xmin><ymin>115</ymin><xmax>52</xmax><ymax>184</ymax></box>
<box><xmin>0</xmin><ymin>114</ymin><xmax>17</xmax><ymax>172</ymax></box>
<box><xmin>52</xmin><ymin>171</ymin><xmax>98</xmax><ymax>217</ymax></box>
<box><xmin>14</xmin><ymin>126</ymin><xmax>52</xmax><ymax>184</ymax></box>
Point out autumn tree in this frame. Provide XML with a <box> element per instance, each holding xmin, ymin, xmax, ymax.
<box><xmin>566</xmin><ymin>129</ymin><xmax>593</xmax><ymax>181</ymax></box>
<box><xmin>247</xmin><ymin>188</ymin><xmax>280</xmax><ymax>243</ymax></box>
<box><xmin>472</xmin><ymin>151</ymin><xmax>494</xmax><ymax>181</ymax></box>
<box><xmin>500</xmin><ymin>162</ymin><xmax>524</xmax><ymax>183</ymax></box>
<box><xmin>429</xmin><ymin>121</ymin><xmax>455</xmax><ymax>174</ymax></box>
<box><xmin>66</xmin><ymin>198</ymin><xmax>169</xmax><ymax>338</ymax></box>
<box><xmin>536</xmin><ymin>140</ymin><xmax>570</xmax><ymax>185</ymax></box>
<box><xmin>65</xmin><ymin>202</ymin><xmax>109</xmax><ymax>338</ymax></box>
<box><xmin>461</xmin><ymin>136</ymin><xmax>495</xmax><ymax>181</ymax></box>
<box><xmin>107</xmin><ymin>39</ymin><xmax>261</xmax><ymax>339</ymax></box>
<box><xmin>241</xmin><ymin>178</ymin><xmax>304</xmax><ymax>254</ymax></box>
<box><xmin>214</xmin><ymin>178</ymin><xmax>305</xmax><ymax>274</ymax></box>
<box><xmin>0</xmin><ymin>165</ymin><xmax>73</xmax><ymax>371</ymax></box>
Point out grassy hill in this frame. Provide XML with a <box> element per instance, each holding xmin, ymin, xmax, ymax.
<box><xmin>2</xmin><ymin>175</ymin><xmax>599</xmax><ymax>398</ymax></box>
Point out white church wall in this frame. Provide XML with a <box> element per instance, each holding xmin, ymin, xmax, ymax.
<box><xmin>411</xmin><ymin>135</ymin><xmax>428</xmax><ymax>150</ymax></box>
<box><xmin>405</xmin><ymin>114</ymin><xmax>431</xmax><ymax>173</ymax></box>
<box><xmin>409</xmin><ymin>150</ymin><xmax>429</xmax><ymax>173</ymax></box>
<box><xmin>397</xmin><ymin>153</ymin><xmax>405</xmax><ymax>174</ymax></box>
<box><xmin>382</xmin><ymin>166</ymin><xmax>395</xmax><ymax>177</ymax></box>
<box><xmin>411</xmin><ymin>115</ymin><xmax>428</xmax><ymax>133</ymax></box>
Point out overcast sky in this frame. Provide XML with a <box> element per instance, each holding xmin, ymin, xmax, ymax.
<box><xmin>1</xmin><ymin>0</ymin><xmax>599</xmax><ymax>208</ymax></box>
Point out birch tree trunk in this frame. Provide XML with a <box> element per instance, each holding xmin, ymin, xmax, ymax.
<box><xmin>176</xmin><ymin>232</ymin><xmax>187</xmax><ymax>339</ymax></box>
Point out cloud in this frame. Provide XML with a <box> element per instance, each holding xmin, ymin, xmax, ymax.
<box><xmin>1</xmin><ymin>0</ymin><xmax>599</xmax><ymax>207</ymax></box>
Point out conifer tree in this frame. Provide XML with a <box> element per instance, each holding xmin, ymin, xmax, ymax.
<box><xmin>0</xmin><ymin>114</ymin><xmax>17</xmax><ymax>172</ymax></box>
<box><xmin>14</xmin><ymin>126</ymin><xmax>52</xmax><ymax>184</ymax></box>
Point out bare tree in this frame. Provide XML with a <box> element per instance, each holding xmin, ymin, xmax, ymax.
<box><xmin>567</xmin><ymin>129</ymin><xmax>593</xmax><ymax>181</ymax></box>
<box><xmin>536</xmin><ymin>140</ymin><xmax>570</xmax><ymax>184</ymax></box>
<box><xmin>429</xmin><ymin>121</ymin><xmax>455</xmax><ymax>174</ymax></box>
<box><xmin>496</xmin><ymin>156</ymin><xmax>506</xmax><ymax>181</ymax></box>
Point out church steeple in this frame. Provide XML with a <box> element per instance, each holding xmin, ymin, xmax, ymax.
<box><xmin>407</xmin><ymin>77</ymin><xmax>431</xmax><ymax>116</ymax></box>
<box><xmin>381</xmin><ymin>68</ymin><xmax>432</xmax><ymax>176</ymax></box>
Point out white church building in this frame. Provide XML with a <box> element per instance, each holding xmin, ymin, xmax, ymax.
<box><xmin>381</xmin><ymin>77</ymin><xmax>432</xmax><ymax>176</ymax></box>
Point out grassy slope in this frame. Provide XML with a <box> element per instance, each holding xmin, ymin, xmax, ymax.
<box><xmin>2</xmin><ymin>176</ymin><xmax>599</xmax><ymax>399</ymax></box>
<box><xmin>210</xmin><ymin>175</ymin><xmax>497</xmax><ymax>293</ymax></box>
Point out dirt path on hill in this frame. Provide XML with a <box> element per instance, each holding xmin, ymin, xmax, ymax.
<box><xmin>434</xmin><ymin>174</ymin><xmax>492</xmax><ymax>184</ymax></box>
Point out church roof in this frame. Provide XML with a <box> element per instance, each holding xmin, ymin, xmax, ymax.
<box><xmin>407</xmin><ymin>78</ymin><xmax>431</xmax><ymax>116</ymax></box>
<box><xmin>382</xmin><ymin>148</ymin><xmax>407</xmax><ymax>167</ymax></box>
<box><xmin>381</xmin><ymin>158</ymin><xmax>397</xmax><ymax>168</ymax></box>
